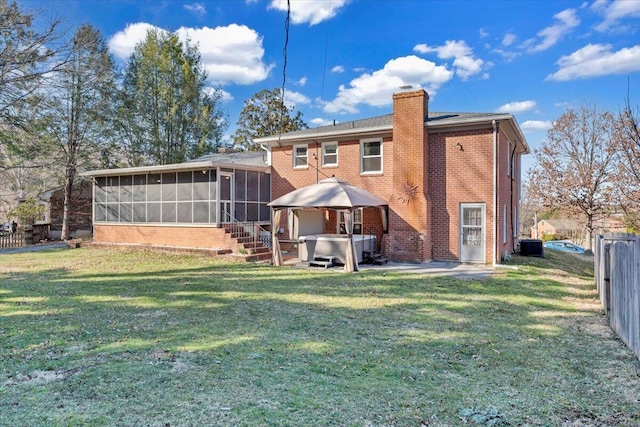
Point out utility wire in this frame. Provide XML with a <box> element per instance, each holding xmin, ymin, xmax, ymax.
<box><xmin>277</xmin><ymin>0</ymin><xmax>290</xmax><ymax>147</ymax></box>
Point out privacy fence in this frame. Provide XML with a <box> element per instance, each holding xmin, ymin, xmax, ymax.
<box><xmin>595</xmin><ymin>233</ymin><xmax>640</xmax><ymax>359</ymax></box>
<box><xmin>0</xmin><ymin>232</ymin><xmax>24</xmax><ymax>249</ymax></box>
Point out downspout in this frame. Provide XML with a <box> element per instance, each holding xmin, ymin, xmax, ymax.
<box><xmin>510</xmin><ymin>143</ymin><xmax>517</xmax><ymax>253</ymax></box>
<box><xmin>492</xmin><ymin>120</ymin><xmax>498</xmax><ymax>267</ymax></box>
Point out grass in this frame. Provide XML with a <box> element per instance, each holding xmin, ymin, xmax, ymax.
<box><xmin>1</xmin><ymin>247</ymin><xmax>639</xmax><ymax>426</ymax></box>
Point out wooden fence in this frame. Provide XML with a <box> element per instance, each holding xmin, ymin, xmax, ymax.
<box><xmin>595</xmin><ymin>233</ymin><xmax>640</xmax><ymax>359</ymax></box>
<box><xmin>0</xmin><ymin>232</ymin><xmax>24</xmax><ymax>249</ymax></box>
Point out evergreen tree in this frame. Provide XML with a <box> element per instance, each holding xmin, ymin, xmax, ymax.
<box><xmin>234</xmin><ymin>88</ymin><xmax>307</xmax><ymax>151</ymax></box>
<box><xmin>117</xmin><ymin>29</ymin><xmax>227</xmax><ymax>166</ymax></box>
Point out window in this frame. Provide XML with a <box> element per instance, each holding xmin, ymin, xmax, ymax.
<box><xmin>361</xmin><ymin>139</ymin><xmax>382</xmax><ymax>173</ymax></box>
<box><xmin>293</xmin><ymin>144</ymin><xmax>308</xmax><ymax>169</ymax></box>
<box><xmin>94</xmin><ymin>170</ymin><xmax>270</xmax><ymax>225</ymax></box>
<box><xmin>339</xmin><ymin>208</ymin><xmax>363</xmax><ymax>235</ymax></box>
<box><xmin>322</xmin><ymin>142</ymin><xmax>338</xmax><ymax>167</ymax></box>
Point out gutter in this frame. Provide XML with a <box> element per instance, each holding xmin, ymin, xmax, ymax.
<box><xmin>79</xmin><ymin>159</ymin><xmax>269</xmax><ymax>177</ymax></box>
<box><xmin>254</xmin><ymin>124</ymin><xmax>393</xmax><ymax>146</ymax></box>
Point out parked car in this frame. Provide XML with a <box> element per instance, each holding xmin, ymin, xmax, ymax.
<box><xmin>543</xmin><ymin>240</ymin><xmax>586</xmax><ymax>254</ymax></box>
<box><xmin>1</xmin><ymin>222</ymin><xmax>10</xmax><ymax>235</ymax></box>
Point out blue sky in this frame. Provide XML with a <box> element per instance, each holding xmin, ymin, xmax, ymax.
<box><xmin>20</xmin><ymin>0</ymin><xmax>640</xmax><ymax>175</ymax></box>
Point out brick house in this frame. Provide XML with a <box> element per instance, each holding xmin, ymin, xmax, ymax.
<box><xmin>38</xmin><ymin>181</ymin><xmax>93</xmax><ymax>240</ymax></box>
<box><xmin>531</xmin><ymin>219</ymin><xmax>582</xmax><ymax>240</ymax></box>
<box><xmin>80</xmin><ymin>151</ymin><xmax>272</xmax><ymax>259</ymax></box>
<box><xmin>255</xmin><ymin>89</ymin><xmax>529</xmax><ymax>264</ymax></box>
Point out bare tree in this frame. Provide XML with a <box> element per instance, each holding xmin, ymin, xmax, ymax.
<box><xmin>0</xmin><ymin>0</ymin><xmax>65</xmax><ymax>130</ymax></box>
<box><xmin>528</xmin><ymin>104</ymin><xmax>618</xmax><ymax>249</ymax></box>
<box><xmin>36</xmin><ymin>25</ymin><xmax>115</xmax><ymax>240</ymax></box>
<box><xmin>613</xmin><ymin>98</ymin><xmax>640</xmax><ymax>232</ymax></box>
<box><xmin>0</xmin><ymin>0</ymin><xmax>66</xmax><ymax>217</ymax></box>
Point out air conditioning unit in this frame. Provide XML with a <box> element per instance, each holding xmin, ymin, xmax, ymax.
<box><xmin>519</xmin><ymin>239</ymin><xmax>544</xmax><ymax>257</ymax></box>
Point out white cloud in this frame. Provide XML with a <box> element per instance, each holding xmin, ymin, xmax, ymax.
<box><xmin>295</xmin><ymin>77</ymin><xmax>308</xmax><ymax>86</ymax></box>
<box><xmin>217</xmin><ymin>89</ymin><xmax>235</xmax><ymax>102</ymax></box>
<box><xmin>546</xmin><ymin>43</ymin><xmax>640</xmax><ymax>81</ymax></box>
<box><xmin>521</xmin><ymin>120</ymin><xmax>553</xmax><ymax>131</ymax></box>
<box><xmin>310</xmin><ymin>117</ymin><xmax>335</xmax><ymax>127</ymax></box>
<box><xmin>331</xmin><ymin>65</ymin><xmax>345</xmax><ymax>74</ymax></box>
<box><xmin>322</xmin><ymin>55</ymin><xmax>453</xmax><ymax>114</ymax></box>
<box><xmin>108</xmin><ymin>23</ymin><xmax>273</xmax><ymax>86</ymax></box>
<box><xmin>479</xmin><ymin>28</ymin><xmax>489</xmax><ymax>38</ymax></box>
<box><xmin>108</xmin><ymin>22</ymin><xmax>158</xmax><ymax>59</ymax></box>
<box><xmin>283</xmin><ymin>89</ymin><xmax>311</xmax><ymax>108</ymax></box>
<box><xmin>414</xmin><ymin>40</ymin><xmax>489</xmax><ymax>80</ymax></box>
<box><xmin>184</xmin><ymin>3</ymin><xmax>206</xmax><ymax>16</ymax></box>
<box><xmin>268</xmin><ymin>0</ymin><xmax>349</xmax><ymax>26</ymax></box>
<box><xmin>496</xmin><ymin>100</ymin><xmax>537</xmax><ymax>114</ymax></box>
<box><xmin>176</xmin><ymin>24</ymin><xmax>274</xmax><ymax>85</ymax></box>
<box><xmin>594</xmin><ymin>0</ymin><xmax>640</xmax><ymax>31</ymax></box>
<box><xmin>492</xmin><ymin>48</ymin><xmax>521</xmax><ymax>62</ymax></box>
<box><xmin>502</xmin><ymin>32</ymin><xmax>516</xmax><ymax>46</ymax></box>
<box><xmin>526</xmin><ymin>8</ymin><xmax>580</xmax><ymax>53</ymax></box>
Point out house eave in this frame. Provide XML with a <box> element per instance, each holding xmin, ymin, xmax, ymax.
<box><xmin>255</xmin><ymin>114</ymin><xmax>530</xmax><ymax>154</ymax></box>
<box><xmin>80</xmin><ymin>160</ymin><xmax>270</xmax><ymax>178</ymax></box>
<box><xmin>427</xmin><ymin>115</ymin><xmax>530</xmax><ymax>154</ymax></box>
<box><xmin>255</xmin><ymin>125</ymin><xmax>394</xmax><ymax>146</ymax></box>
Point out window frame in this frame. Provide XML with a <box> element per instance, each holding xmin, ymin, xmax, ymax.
<box><xmin>293</xmin><ymin>144</ymin><xmax>309</xmax><ymax>169</ymax></box>
<box><xmin>360</xmin><ymin>138</ymin><xmax>383</xmax><ymax>174</ymax></box>
<box><xmin>321</xmin><ymin>142</ymin><xmax>338</xmax><ymax>167</ymax></box>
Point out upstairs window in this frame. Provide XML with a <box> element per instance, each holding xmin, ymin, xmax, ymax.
<box><xmin>293</xmin><ymin>144</ymin><xmax>308</xmax><ymax>169</ymax></box>
<box><xmin>322</xmin><ymin>142</ymin><xmax>338</xmax><ymax>167</ymax></box>
<box><xmin>361</xmin><ymin>139</ymin><xmax>382</xmax><ymax>174</ymax></box>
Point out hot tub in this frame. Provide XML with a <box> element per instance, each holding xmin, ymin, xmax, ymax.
<box><xmin>298</xmin><ymin>234</ymin><xmax>376</xmax><ymax>264</ymax></box>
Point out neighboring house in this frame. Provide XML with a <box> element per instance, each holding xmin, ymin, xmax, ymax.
<box><xmin>39</xmin><ymin>181</ymin><xmax>93</xmax><ymax>240</ymax></box>
<box><xmin>531</xmin><ymin>219</ymin><xmax>582</xmax><ymax>241</ymax></box>
<box><xmin>255</xmin><ymin>89</ymin><xmax>529</xmax><ymax>264</ymax></box>
<box><xmin>80</xmin><ymin>151</ymin><xmax>271</xmax><ymax>258</ymax></box>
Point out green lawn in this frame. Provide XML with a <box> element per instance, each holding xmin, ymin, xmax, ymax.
<box><xmin>1</xmin><ymin>247</ymin><xmax>639</xmax><ymax>426</ymax></box>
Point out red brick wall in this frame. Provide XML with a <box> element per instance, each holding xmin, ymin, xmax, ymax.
<box><xmin>271</xmin><ymin>141</ymin><xmax>391</xmax><ymax>255</ymax></box>
<box><xmin>496</xmin><ymin>127</ymin><xmax>521</xmax><ymax>260</ymax></box>
<box><xmin>94</xmin><ymin>224</ymin><xmax>231</xmax><ymax>250</ymax></box>
<box><xmin>429</xmin><ymin>129</ymin><xmax>494</xmax><ymax>262</ymax></box>
<box><xmin>269</xmin><ymin>90</ymin><xmax>521</xmax><ymax>264</ymax></box>
<box><xmin>388</xmin><ymin>90</ymin><xmax>431</xmax><ymax>262</ymax></box>
<box><xmin>49</xmin><ymin>181</ymin><xmax>93</xmax><ymax>235</ymax></box>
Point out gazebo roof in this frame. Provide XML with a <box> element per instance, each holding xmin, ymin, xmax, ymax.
<box><xmin>268</xmin><ymin>178</ymin><xmax>388</xmax><ymax>210</ymax></box>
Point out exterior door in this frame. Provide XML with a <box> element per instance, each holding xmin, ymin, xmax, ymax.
<box><xmin>219</xmin><ymin>172</ymin><xmax>233</xmax><ymax>223</ymax></box>
<box><xmin>460</xmin><ymin>203</ymin><xmax>485</xmax><ymax>263</ymax></box>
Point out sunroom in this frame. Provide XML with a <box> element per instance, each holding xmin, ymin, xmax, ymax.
<box><xmin>80</xmin><ymin>152</ymin><xmax>271</xmax><ymax>254</ymax></box>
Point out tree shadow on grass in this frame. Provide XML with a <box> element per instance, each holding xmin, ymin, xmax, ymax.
<box><xmin>3</xmin><ymin>247</ymin><xmax>637</xmax><ymax>426</ymax></box>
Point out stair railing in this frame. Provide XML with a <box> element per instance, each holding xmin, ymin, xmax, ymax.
<box><xmin>222</xmin><ymin>210</ymin><xmax>272</xmax><ymax>249</ymax></box>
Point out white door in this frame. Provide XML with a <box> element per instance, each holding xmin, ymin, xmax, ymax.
<box><xmin>219</xmin><ymin>172</ymin><xmax>233</xmax><ymax>223</ymax></box>
<box><xmin>460</xmin><ymin>203</ymin><xmax>485</xmax><ymax>263</ymax></box>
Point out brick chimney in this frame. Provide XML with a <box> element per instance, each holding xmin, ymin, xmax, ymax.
<box><xmin>389</xmin><ymin>89</ymin><xmax>431</xmax><ymax>262</ymax></box>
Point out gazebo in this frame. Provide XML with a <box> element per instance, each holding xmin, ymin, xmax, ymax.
<box><xmin>268</xmin><ymin>178</ymin><xmax>388</xmax><ymax>272</ymax></box>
